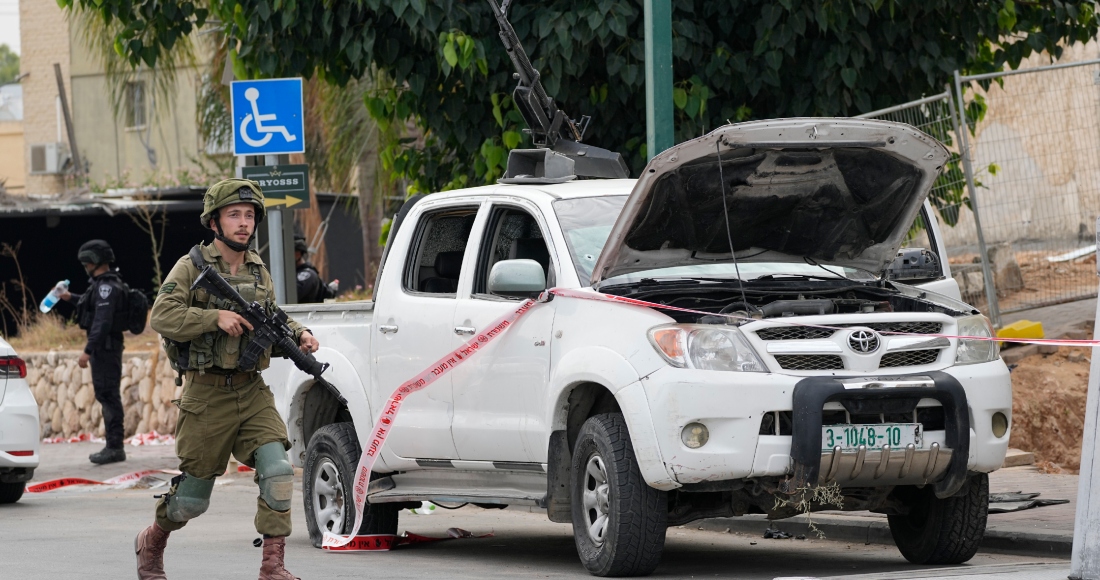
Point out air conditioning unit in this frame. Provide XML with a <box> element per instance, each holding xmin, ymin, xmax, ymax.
<box><xmin>29</xmin><ymin>143</ymin><xmax>71</xmax><ymax>175</ymax></box>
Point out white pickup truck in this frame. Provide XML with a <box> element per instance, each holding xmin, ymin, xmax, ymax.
<box><xmin>265</xmin><ymin>118</ymin><xmax>1010</xmax><ymax>577</ymax></box>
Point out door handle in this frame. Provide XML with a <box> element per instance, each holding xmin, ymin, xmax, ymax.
<box><xmin>379</xmin><ymin>324</ymin><xmax>399</xmax><ymax>334</ymax></box>
<box><xmin>454</xmin><ymin>326</ymin><xmax>476</xmax><ymax>336</ymax></box>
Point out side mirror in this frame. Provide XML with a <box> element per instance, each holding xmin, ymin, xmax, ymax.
<box><xmin>488</xmin><ymin>259</ymin><xmax>546</xmax><ymax>299</ymax></box>
<box><xmin>887</xmin><ymin>248</ymin><xmax>941</xmax><ymax>281</ymax></box>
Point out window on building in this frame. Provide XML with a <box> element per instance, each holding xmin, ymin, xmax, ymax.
<box><xmin>125</xmin><ymin>81</ymin><xmax>146</xmax><ymax>129</ymax></box>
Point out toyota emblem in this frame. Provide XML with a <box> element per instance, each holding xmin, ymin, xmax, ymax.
<box><xmin>848</xmin><ymin>329</ymin><xmax>880</xmax><ymax>354</ymax></box>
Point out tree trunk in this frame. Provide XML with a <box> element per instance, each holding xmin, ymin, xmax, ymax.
<box><xmin>355</xmin><ymin>130</ymin><xmax>384</xmax><ymax>293</ymax></box>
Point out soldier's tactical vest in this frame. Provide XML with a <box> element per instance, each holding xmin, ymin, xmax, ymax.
<box><xmin>164</xmin><ymin>245</ymin><xmax>276</xmax><ymax>378</ymax></box>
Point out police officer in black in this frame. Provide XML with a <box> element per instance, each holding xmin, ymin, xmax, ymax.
<box><xmin>61</xmin><ymin>240</ymin><xmax>127</xmax><ymax>465</ymax></box>
<box><xmin>294</xmin><ymin>234</ymin><xmax>336</xmax><ymax>304</ymax></box>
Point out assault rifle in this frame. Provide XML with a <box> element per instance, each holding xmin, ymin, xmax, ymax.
<box><xmin>487</xmin><ymin>0</ymin><xmax>629</xmax><ymax>179</ymax></box>
<box><xmin>190</xmin><ymin>266</ymin><xmax>347</xmax><ymax>406</ymax></box>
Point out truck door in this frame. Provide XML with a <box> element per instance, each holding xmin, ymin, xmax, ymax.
<box><xmin>370</xmin><ymin>202</ymin><xmax>481</xmax><ymax>461</ymax></box>
<box><xmin>450</xmin><ymin>201</ymin><xmax>557</xmax><ymax>463</ymax></box>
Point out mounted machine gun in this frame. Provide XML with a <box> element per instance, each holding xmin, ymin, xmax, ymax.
<box><xmin>488</xmin><ymin>0</ymin><xmax>630</xmax><ymax>181</ymax></box>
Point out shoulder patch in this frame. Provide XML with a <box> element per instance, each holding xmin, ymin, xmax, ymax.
<box><xmin>297</xmin><ymin>271</ymin><xmax>311</xmax><ymax>282</ymax></box>
<box><xmin>158</xmin><ymin>282</ymin><xmax>177</xmax><ymax>295</ymax></box>
<box><xmin>98</xmin><ymin>285</ymin><xmax>112</xmax><ymax>299</ymax></box>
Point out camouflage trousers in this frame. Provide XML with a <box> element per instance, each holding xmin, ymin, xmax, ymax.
<box><xmin>154</xmin><ymin>372</ymin><xmax>292</xmax><ymax>536</ymax></box>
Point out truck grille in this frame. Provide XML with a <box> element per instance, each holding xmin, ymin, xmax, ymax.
<box><xmin>774</xmin><ymin>355</ymin><xmax>844</xmax><ymax>370</ymax></box>
<box><xmin>755</xmin><ymin>322</ymin><xmax>943</xmax><ymax>342</ymax></box>
<box><xmin>859</xmin><ymin>322</ymin><xmax>942</xmax><ymax>335</ymax></box>
<box><xmin>756</xmin><ymin>327</ymin><xmax>836</xmax><ymax>341</ymax></box>
<box><xmin>879</xmin><ymin>349</ymin><xmax>942</xmax><ymax>368</ymax></box>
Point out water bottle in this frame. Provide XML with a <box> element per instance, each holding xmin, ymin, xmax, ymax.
<box><xmin>39</xmin><ymin>280</ymin><xmax>70</xmax><ymax>313</ymax></box>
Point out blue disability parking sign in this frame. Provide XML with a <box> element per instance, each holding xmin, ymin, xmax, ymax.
<box><xmin>231</xmin><ymin>78</ymin><xmax>305</xmax><ymax>155</ymax></box>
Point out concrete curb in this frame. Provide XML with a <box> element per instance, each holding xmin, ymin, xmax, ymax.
<box><xmin>696</xmin><ymin>514</ymin><xmax>1071</xmax><ymax>559</ymax></box>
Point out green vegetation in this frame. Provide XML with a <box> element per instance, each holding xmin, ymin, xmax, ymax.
<box><xmin>60</xmin><ymin>0</ymin><xmax>1098</xmax><ymax>199</ymax></box>
<box><xmin>0</xmin><ymin>44</ymin><xmax>19</xmax><ymax>85</ymax></box>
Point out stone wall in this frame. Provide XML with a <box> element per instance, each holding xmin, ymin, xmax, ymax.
<box><xmin>24</xmin><ymin>349</ymin><xmax>180</xmax><ymax>439</ymax></box>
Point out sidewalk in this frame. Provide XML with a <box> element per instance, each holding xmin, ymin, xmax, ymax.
<box><xmin>701</xmin><ymin>466</ymin><xmax>1078</xmax><ymax>559</ymax></box>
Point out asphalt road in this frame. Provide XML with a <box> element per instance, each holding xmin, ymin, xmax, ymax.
<box><xmin>0</xmin><ymin>442</ymin><xmax>1068</xmax><ymax>579</ymax></box>
<box><xmin>1</xmin><ymin>481</ymin><xmax>1065</xmax><ymax>579</ymax></box>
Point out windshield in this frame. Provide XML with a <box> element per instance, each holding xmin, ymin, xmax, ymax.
<box><xmin>554</xmin><ymin>196</ymin><xmax>871</xmax><ymax>286</ymax></box>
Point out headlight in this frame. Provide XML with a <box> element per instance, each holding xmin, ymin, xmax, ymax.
<box><xmin>648</xmin><ymin>324</ymin><xmax>766</xmax><ymax>372</ymax></box>
<box><xmin>955</xmin><ymin>314</ymin><xmax>998</xmax><ymax>365</ymax></box>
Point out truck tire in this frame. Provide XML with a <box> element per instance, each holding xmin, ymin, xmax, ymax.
<box><xmin>571</xmin><ymin>413</ymin><xmax>667</xmax><ymax>577</ymax></box>
<box><xmin>303</xmin><ymin>422</ymin><xmax>398</xmax><ymax>548</ymax></box>
<box><xmin>888</xmin><ymin>472</ymin><xmax>988</xmax><ymax>564</ymax></box>
<box><xmin>0</xmin><ymin>481</ymin><xmax>25</xmax><ymax>504</ymax></box>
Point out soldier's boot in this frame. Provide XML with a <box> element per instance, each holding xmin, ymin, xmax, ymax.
<box><xmin>89</xmin><ymin>446</ymin><xmax>126</xmax><ymax>465</ymax></box>
<box><xmin>258</xmin><ymin>537</ymin><xmax>300</xmax><ymax>580</ymax></box>
<box><xmin>134</xmin><ymin>522</ymin><xmax>170</xmax><ymax>580</ymax></box>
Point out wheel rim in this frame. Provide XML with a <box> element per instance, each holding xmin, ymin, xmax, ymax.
<box><xmin>582</xmin><ymin>453</ymin><xmax>611</xmax><ymax>546</ymax></box>
<box><xmin>312</xmin><ymin>458</ymin><xmax>345</xmax><ymax>533</ymax></box>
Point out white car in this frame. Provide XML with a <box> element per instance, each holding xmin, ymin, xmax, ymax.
<box><xmin>0</xmin><ymin>336</ymin><xmax>39</xmax><ymax>504</ymax></box>
<box><xmin>264</xmin><ymin>118</ymin><xmax>1010</xmax><ymax>576</ymax></box>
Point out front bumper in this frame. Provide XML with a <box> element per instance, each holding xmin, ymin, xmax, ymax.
<box><xmin>788</xmin><ymin>372</ymin><xmax>968</xmax><ymax>498</ymax></box>
<box><xmin>635</xmin><ymin>359</ymin><xmax>1011</xmax><ymax>491</ymax></box>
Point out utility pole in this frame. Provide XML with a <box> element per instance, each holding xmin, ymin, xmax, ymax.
<box><xmin>644</xmin><ymin>0</ymin><xmax>673</xmax><ymax>161</ymax></box>
<box><xmin>1071</xmin><ymin>220</ymin><xmax>1100</xmax><ymax>579</ymax></box>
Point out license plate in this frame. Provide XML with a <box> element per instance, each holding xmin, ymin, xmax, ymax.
<box><xmin>822</xmin><ymin>423</ymin><xmax>922</xmax><ymax>451</ymax></box>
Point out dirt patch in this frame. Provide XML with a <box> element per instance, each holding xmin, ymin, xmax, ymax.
<box><xmin>950</xmin><ymin>249</ymin><xmax>1097</xmax><ymax>312</ymax></box>
<box><xmin>1008</xmin><ymin>346</ymin><xmax>1092</xmax><ymax>472</ymax></box>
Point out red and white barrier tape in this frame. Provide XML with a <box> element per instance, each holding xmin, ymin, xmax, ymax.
<box><xmin>42</xmin><ymin>431</ymin><xmax>175</xmax><ymax>446</ymax></box>
<box><xmin>325</xmin><ymin>528</ymin><xmax>492</xmax><ymax>552</ymax></box>
<box><xmin>323</xmin><ymin>286</ymin><xmax>1099</xmax><ymax>552</ymax></box>
<box><xmin>26</xmin><ymin>468</ymin><xmax>179</xmax><ymax>493</ymax></box>
<box><xmin>322</xmin><ymin>298</ymin><xmax>538</xmax><ymax>550</ymax></box>
<box><xmin>549</xmin><ymin>288</ymin><xmax>1100</xmax><ymax>347</ymax></box>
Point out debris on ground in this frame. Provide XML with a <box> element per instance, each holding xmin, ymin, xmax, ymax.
<box><xmin>988</xmin><ymin>491</ymin><xmax>1070</xmax><ymax>513</ymax></box>
<box><xmin>763</xmin><ymin>526</ymin><xmax>793</xmax><ymax>539</ymax></box>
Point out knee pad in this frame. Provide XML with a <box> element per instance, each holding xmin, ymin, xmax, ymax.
<box><xmin>165</xmin><ymin>472</ymin><xmax>215</xmax><ymax>523</ymax></box>
<box><xmin>254</xmin><ymin>442</ymin><xmax>295</xmax><ymax>512</ymax></box>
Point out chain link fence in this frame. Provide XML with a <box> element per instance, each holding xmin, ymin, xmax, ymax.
<box><xmin>860</xmin><ymin>57</ymin><xmax>1100</xmax><ymax>325</ymax></box>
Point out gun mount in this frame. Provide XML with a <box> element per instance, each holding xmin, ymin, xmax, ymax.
<box><xmin>488</xmin><ymin>0</ymin><xmax>629</xmax><ymax>182</ymax></box>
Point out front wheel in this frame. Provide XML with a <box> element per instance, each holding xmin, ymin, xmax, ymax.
<box><xmin>888</xmin><ymin>472</ymin><xmax>988</xmax><ymax>564</ymax></box>
<box><xmin>302</xmin><ymin>422</ymin><xmax>398</xmax><ymax>548</ymax></box>
<box><xmin>571</xmin><ymin>413</ymin><xmax>667</xmax><ymax>577</ymax></box>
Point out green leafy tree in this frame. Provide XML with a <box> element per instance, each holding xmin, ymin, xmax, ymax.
<box><xmin>61</xmin><ymin>0</ymin><xmax>1099</xmax><ymax>198</ymax></box>
<box><xmin>0</xmin><ymin>44</ymin><xmax>19</xmax><ymax>85</ymax></box>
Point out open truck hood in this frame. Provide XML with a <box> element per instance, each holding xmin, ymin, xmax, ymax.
<box><xmin>590</xmin><ymin>118</ymin><xmax>950</xmax><ymax>286</ymax></box>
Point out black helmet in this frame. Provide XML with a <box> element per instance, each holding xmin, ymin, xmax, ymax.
<box><xmin>294</xmin><ymin>233</ymin><xmax>309</xmax><ymax>254</ymax></box>
<box><xmin>77</xmin><ymin>240</ymin><xmax>115</xmax><ymax>265</ymax></box>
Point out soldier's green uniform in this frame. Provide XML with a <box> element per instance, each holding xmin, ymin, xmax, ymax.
<box><xmin>149</xmin><ymin>180</ymin><xmax>305</xmax><ymax>538</ymax></box>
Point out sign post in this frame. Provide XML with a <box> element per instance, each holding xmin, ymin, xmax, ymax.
<box><xmin>231</xmin><ymin>78</ymin><xmax>305</xmax><ymax>304</ymax></box>
<box><xmin>1071</xmin><ymin>217</ymin><xmax>1100</xmax><ymax>579</ymax></box>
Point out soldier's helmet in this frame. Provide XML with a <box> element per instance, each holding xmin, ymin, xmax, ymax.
<box><xmin>77</xmin><ymin>239</ymin><xmax>115</xmax><ymax>265</ymax></box>
<box><xmin>293</xmin><ymin>233</ymin><xmax>309</xmax><ymax>254</ymax></box>
<box><xmin>200</xmin><ymin>179</ymin><xmax>266</xmax><ymax>228</ymax></box>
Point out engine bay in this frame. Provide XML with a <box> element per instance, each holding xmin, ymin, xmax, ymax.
<box><xmin>602</xmin><ymin>279</ymin><xmax>972</xmax><ymax>324</ymax></box>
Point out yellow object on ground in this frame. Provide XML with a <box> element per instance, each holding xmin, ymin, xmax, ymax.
<box><xmin>997</xmin><ymin>320</ymin><xmax>1044</xmax><ymax>346</ymax></box>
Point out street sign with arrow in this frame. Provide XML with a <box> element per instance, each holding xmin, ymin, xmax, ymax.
<box><xmin>240</xmin><ymin>164</ymin><xmax>311</xmax><ymax>209</ymax></box>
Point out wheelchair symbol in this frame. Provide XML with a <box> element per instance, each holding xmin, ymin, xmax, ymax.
<box><xmin>239</xmin><ymin>87</ymin><xmax>298</xmax><ymax>148</ymax></box>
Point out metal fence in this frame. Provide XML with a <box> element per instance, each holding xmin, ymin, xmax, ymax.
<box><xmin>859</xmin><ymin>58</ymin><xmax>1100</xmax><ymax>325</ymax></box>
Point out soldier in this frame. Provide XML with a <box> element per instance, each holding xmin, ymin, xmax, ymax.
<box><xmin>293</xmin><ymin>233</ymin><xmax>336</xmax><ymax>304</ymax></box>
<box><xmin>134</xmin><ymin>179</ymin><xmax>318</xmax><ymax>580</ymax></box>
<box><xmin>60</xmin><ymin>240</ymin><xmax>128</xmax><ymax>465</ymax></box>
